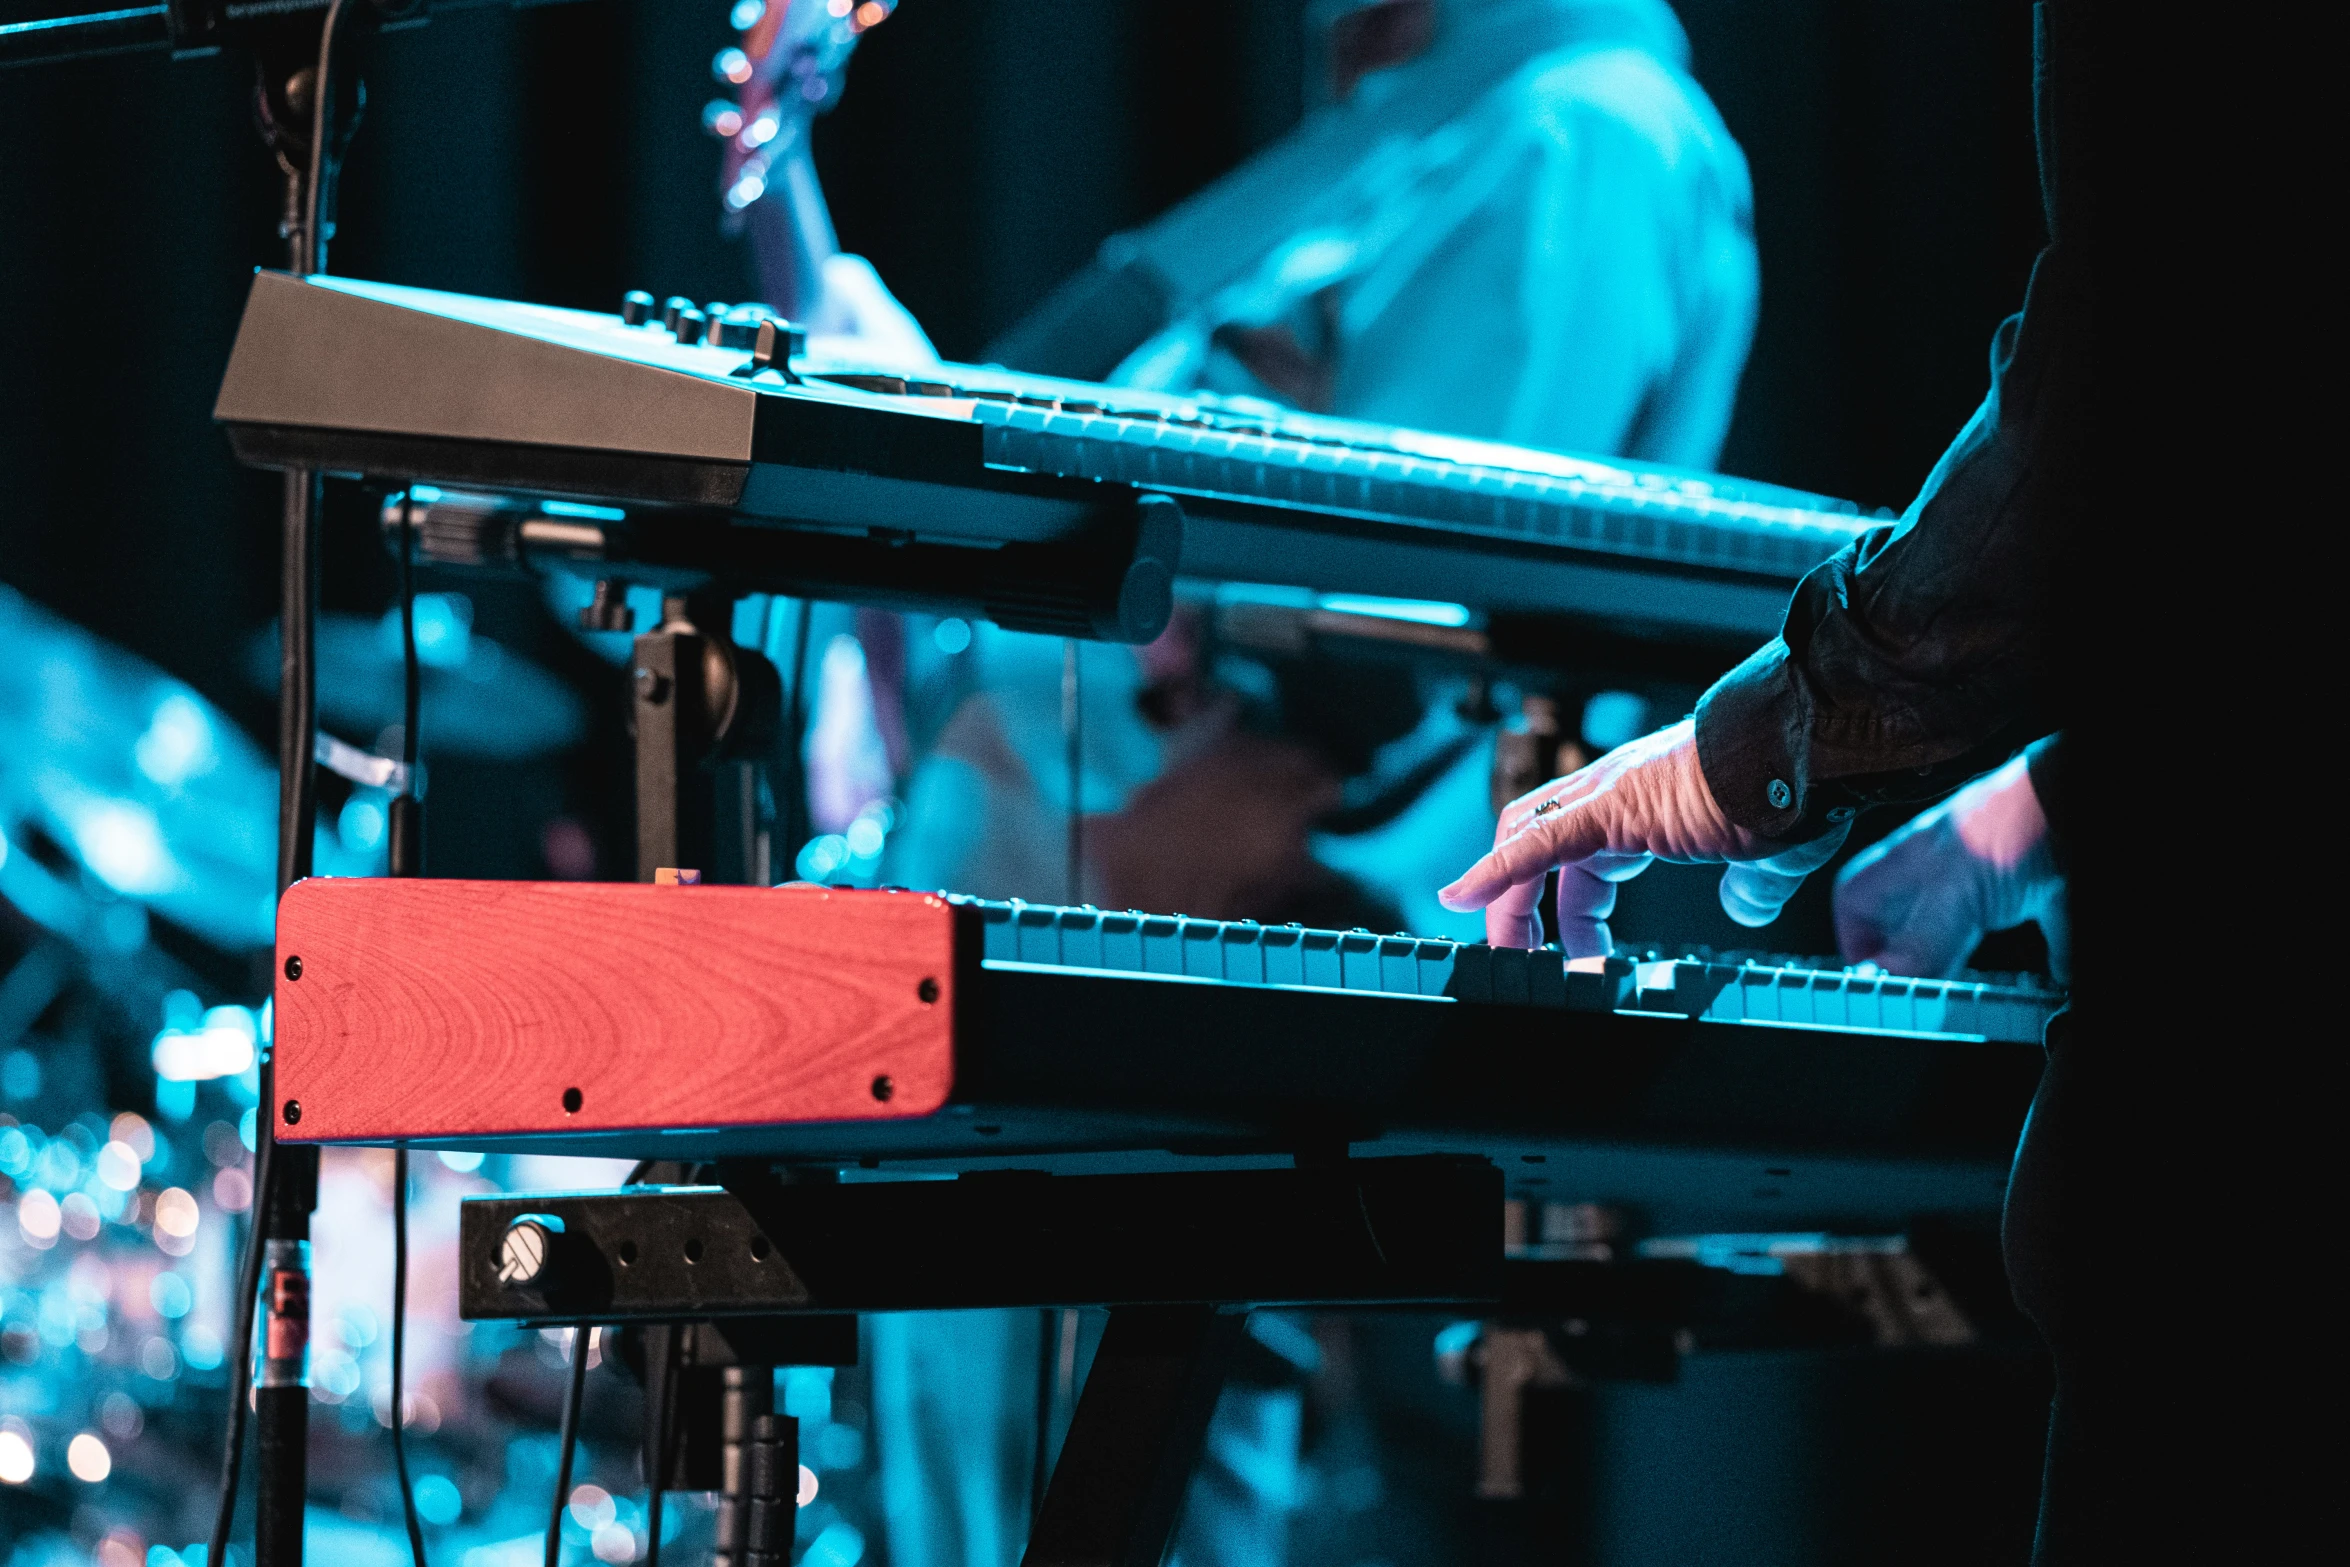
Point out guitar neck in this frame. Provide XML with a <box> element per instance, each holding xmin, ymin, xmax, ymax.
<box><xmin>744</xmin><ymin>138</ymin><xmax>839</xmax><ymax>323</ymax></box>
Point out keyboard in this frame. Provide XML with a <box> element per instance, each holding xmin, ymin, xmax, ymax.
<box><xmin>966</xmin><ymin>898</ymin><xmax>2061</xmax><ymax>1046</ymax></box>
<box><xmin>270</xmin><ymin>880</ymin><xmax>2051</xmax><ymax>1231</ymax></box>
<box><xmin>215</xmin><ymin>273</ymin><xmax>1873</xmax><ymax>639</ymax></box>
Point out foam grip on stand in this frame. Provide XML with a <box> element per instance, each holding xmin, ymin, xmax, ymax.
<box><xmin>386</xmin><ymin>794</ymin><xmax>422</xmax><ymax>878</ymax></box>
<box><xmin>746</xmin><ymin>1421</ymin><xmax>797</xmax><ymax>1498</ymax></box>
<box><xmin>982</xmin><ymin>492</ymin><xmax>1184</xmax><ymax>644</ymax></box>
<box><xmin>747</xmin><ymin>1496</ymin><xmax>795</xmax><ymax>1553</ymax></box>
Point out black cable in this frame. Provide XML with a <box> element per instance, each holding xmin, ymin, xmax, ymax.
<box><xmin>643</xmin><ymin>1326</ymin><xmax>681</xmax><ymax>1567</ymax></box>
<box><xmin>389</xmin><ymin>1150</ymin><xmax>428</xmax><ymax>1567</ymax></box>
<box><xmin>387</xmin><ymin>509</ymin><xmax>426</xmax><ymax>1566</ymax></box>
<box><xmin>548</xmin><ymin>1325</ymin><xmax>593</xmax><ymax>1567</ymax></box>
<box><xmin>1063</xmin><ymin>639</ymin><xmax>1082</xmax><ymax>902</ymax></box>
<box><xmin>783</xmin><ymin>599</ymin><xmax>814</xmax><ymax>858</ymax></box>
<box><xmin>300</xmin><ymin>0</ymin><xmax>352</xmax><ymax>277</ymax></box>
<box><xmin>206</xmin><ymin>1117</ymin><xmax>275</xmax><ymax>1567</ymax></box>
<box><xmin>401</xmin><ymin>506</ymin><xmax>420</xmax><ymax>776</ymax></box>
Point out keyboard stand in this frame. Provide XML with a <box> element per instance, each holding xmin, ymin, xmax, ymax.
<box><xmin>464</xmin><ymin>1158</ymin><xmax>1502</xmax><ymax>1565</ymax></box>
<box><xmin>1023</xmin><ymin>1306</ymin><xmax>1244</xmax><ymax>1567</ymax></box>
<box><xmin>462</xmin><ymin>1154</ymin><xmax>2029</xmax><ymax>1563</ymax></box>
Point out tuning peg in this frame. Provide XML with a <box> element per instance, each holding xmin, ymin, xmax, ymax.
<box><xmin>661</xmin><ymin>296</ymin><xmax>694</xmax><ymax>333</ymax></box>
<box><xmin>672</xmin><ymin>308</ymin><xmax>708</xmax><ymax>345</ymax></box>
<box><xmin>620</xmin><ymin>290</ymin><xmax>655</xmax><ymax>326</ymax></box>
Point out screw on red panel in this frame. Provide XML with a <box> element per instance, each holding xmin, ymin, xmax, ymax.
<box><xmin>562</xmin><ymin>1087</ymin><xmax>583</xmax><ymax>1114</ymax></box>
<box><xmin>283</xmin><ymin>1101</ymin><xmax>302</xmax><ymax>1124</ymax></box>
<box><xmin>284</xmin><ymin>955</ymin><xmax>303</xmax><ymax>981</ymax></box>
<box><xmin>871</xmin><ymin>1075</ymin><xmax>894</xmax><ymax>1103</ymax></box>
<box><xmin>917</xmin><ymin>977</ymin><xmax>939</xmax><ymax>1004</ymax></box>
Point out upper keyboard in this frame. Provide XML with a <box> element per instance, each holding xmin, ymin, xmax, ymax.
<box><xmin>216</xmin><ymin>275</ymin><xmax>1877</xmax><ymax>635</ymax></box>
<box><xmin>816</xmin><ymin>363</ymin><xmax>1876</xmax><ymax>584</ymax></box>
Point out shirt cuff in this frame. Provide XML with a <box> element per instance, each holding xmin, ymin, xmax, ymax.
<box><xmin>1692</xmin><ymin>639</ymin><xmax>1856</xmax><ymax>844</ymax></box>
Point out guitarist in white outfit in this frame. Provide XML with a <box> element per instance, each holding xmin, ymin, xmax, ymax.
<box><xmin>704</xmin><ymin>3</ymin><xmax>1759</xmax><ymax>1564</ymax></box>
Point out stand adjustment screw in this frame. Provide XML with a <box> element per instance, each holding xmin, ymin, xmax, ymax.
<box><xmin>497</xmin><ymin>1213</ymin><xmax>567</xmax><ymax>1289</ymax></box>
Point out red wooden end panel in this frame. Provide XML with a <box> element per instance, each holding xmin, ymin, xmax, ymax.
<box><xmin>272</xmin><ymin>880</ymin><xmax>962</xmax><ymax>1144</ymax></box>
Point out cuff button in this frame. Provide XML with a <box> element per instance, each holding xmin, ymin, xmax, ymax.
<box><xmin>1766</xmin><ymin>778</ymin><xmax>1793</xmax><ymax>810</ymax></box>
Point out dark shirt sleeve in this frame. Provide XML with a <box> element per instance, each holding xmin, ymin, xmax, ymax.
<box><xmin>2025</xmin><ymin>730</ymin><xmax>2067</xmax><ymax>874</ymax></box>
<box><xmin>1693</xmin><ymin>3</ymin><xmax>2089</xmax><ymax>842</ymax></box>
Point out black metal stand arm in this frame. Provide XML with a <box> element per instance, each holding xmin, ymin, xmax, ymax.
<box><xmin>460</xmin><ymin>1159</ymin><xmax>1502</xmax><ymax>1567</ymax></box>
<box><xmin>622</xmin><ymin>592</ymin><xmax>783</xmax><ymax>886</ymax></box>
<box><xmin>0</xmin><ymin>0</ymin><xmax>550</xmax><ymax>71</ymax></box>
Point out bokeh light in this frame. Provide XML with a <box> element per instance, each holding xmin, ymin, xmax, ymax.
<box><xmin>569</xmin><ymin>1482</ymin><xmax>616</xmax><ymax>1530</ymax></box>
<box><xmin>68</xmin><ymin>1430</ymin><xmax>112</xmax><ymax>1482</ymax></box>
<box><xmin>18</xmin><ymin>1187</ymin><xmax>61</xmax><ymax>1246</ymax></box>
<box><xmin>154</xmin><ymin>1187</ymin><xmax>199</xmax><ymax>1238</ymax></box>
<box><xmin>0</xmin><ymin>1422</ymin><xmax>34</xmax><ymax>1483</ymax></box>
<box><xmin>414</xmin><ymin>1472</ymin><xmax>463</xmax><ymax>1526</ymax></box>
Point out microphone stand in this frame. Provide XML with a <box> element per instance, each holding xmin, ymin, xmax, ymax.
<box><xmin>1</xmin><ymin>8</ymin><xmax>580</xmax><ymax>1562</ymax></box>
<box><xmin>243</xmin><ymin>15</ymin><xmax>369</xmax><ymax>1562</ymax></box>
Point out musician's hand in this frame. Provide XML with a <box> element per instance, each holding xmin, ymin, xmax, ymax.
<box><xmin>1834</xmin><ymin>750</ymin><xmax>2066</xmax><ymax>981</ymax></box>
<box><xmin>1437</xmin><ymin>719</ymin><xmax>1846</xmax><ymax>956</ymax></box>
<box><xmin>808</xmin><ymin>254</ymin><xmax>939</xmax><ymax>368</ymax></box>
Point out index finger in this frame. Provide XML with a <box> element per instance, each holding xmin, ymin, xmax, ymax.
<box><xmin>1439</xmin><ymin>797</ymin><xmax>1617</xmax><ymax>912</ymax></box>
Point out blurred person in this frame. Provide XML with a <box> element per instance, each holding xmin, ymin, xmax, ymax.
<box><xmin>886</xmin><ymin>0</ymin><xmax>1759</xmax><ymax>934</ymax></box>
<box><xmin>716</xmin><ymin>3</ymin><xmax>1767</xmax><ymax>1565</ymax></box>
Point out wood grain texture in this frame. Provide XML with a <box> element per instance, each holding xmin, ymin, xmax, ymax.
<box><xmin>273</xmin><ymin>881</ymin><xmax>962</xmax><ymax>1144</ymax></box>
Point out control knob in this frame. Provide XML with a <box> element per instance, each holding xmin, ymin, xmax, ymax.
<box><xmin>748</xmin><ymin>317</ymin><xmax>804</xmax><ymax>374</ymax></box>
<box><xmin>709</xmin><ymin>303</ymin><xmax>780</xmax><ymax>350</ymax></box>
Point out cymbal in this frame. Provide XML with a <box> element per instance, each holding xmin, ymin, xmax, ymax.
<box><xmin>245</xmin><ymin>597</ymin><xmax>585</xmax><ymax>761</ymax></box>
<box><xmin>0</xmin><ymin>584</ymin><xmax>278</xmax><ymax>951</ymax></box>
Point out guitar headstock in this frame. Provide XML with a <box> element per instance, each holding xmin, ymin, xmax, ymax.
<box><xmin>705</xmin><ymin>0</ymin><xmax>897</xmax><ymax>224</ymax></box>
